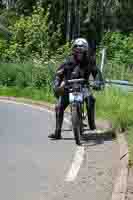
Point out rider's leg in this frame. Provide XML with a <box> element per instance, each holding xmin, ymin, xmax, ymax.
<box><xmin>49</xmin><ymin>95</ymin><xmax>69</xmax><ymax>139</ymax></box>
<box><xmin>85</xmin><ymin>95</ymin><xmax>96</xmax><ymax>130</ymax></box>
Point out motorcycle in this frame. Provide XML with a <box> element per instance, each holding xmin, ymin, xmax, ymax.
<box><xmin>65</xmin><ymin>78</ymin><xmax>93</xmax><ymax>145</ymax></box>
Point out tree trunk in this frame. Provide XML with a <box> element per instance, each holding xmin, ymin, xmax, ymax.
<box><xmin>66</xmin><ymin>0</ymin><xmax>72</xmax><ymax>41</ymax></box>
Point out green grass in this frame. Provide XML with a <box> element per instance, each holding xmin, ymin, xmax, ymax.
<box><xmin>96</xmin><ymin>87</ymin><xmax>133</xmax><ymax>129</ymax></box>
<box><xmin>0</xmin><ymin>86</ymin><xmax>55</xmax><ymax>103</ymax></box>
<box><xmin>96</xmin><ymin>87</ymin><xmax>133</xmax><ymax>165</ymax></box>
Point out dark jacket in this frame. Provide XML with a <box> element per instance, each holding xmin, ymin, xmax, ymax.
<box><xmin>53</xmin><ymin>55</ymin><xmax>104</xmax><ymax>96</ymax></box>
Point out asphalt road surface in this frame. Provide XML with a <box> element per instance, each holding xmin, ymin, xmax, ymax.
<box><xmin>0</xmin><ymin>100</ymin><xmax>120</xmax><ymax>200</ymax></box>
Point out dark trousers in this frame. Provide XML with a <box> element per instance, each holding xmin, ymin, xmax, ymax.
<box><xmin>54</xmin><ymin>94</ymin><xmax>96</xmax><ymax>135</ymax></box>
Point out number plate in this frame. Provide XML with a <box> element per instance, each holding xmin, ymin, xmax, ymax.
<box><xmin>69</xmin><ymin>93</ymin><xmax>83</xmax><ymax>103</ymax></box>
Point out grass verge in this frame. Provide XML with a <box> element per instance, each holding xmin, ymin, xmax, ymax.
<box><xmin>0</xmin><ymin>86</ymin><xmax>55</xmax><ymax>103</ymax></box>
<box><xmin>96</xmin><ymin>87</ymin><xmax>133</xmax><ymax>165</ymax></box>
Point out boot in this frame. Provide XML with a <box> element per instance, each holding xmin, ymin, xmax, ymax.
<box><xmin>48</xmin><ymin>104</ymin><xmax>64</xmax><ymax>139</ymax></box>
<box><xmin>88</xmin><ymin>106</ymin><xmax>96</xmax><ymax>130</ymax></box>
<box><xmin>48</xmin><ymin>129</ymin><xmax>62</xmax><ymax>139</ymax></box>
<box><xmin>86</xmin><ymin>96</ymin><xmax>96</xmax><ymax>130</ymax></box>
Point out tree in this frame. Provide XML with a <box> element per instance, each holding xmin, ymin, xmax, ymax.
<box><xmin>0</xmin><ymin>0</ymin><xmax>133</xmax><ymax>44</ymax></box>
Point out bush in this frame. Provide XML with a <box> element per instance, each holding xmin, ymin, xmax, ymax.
<box><xmin>96</xmin><ymin>87</ymin><xmax>133</xmax><ymax>130</ymax></box>
<box><xmin>0</xmin><ymin>5</ymin><xmax>62</xmax><ymax>62</ymax></box>
<box><xmin>0</xmin><ymin>44</ymin><xmax>70</xmax><ymax>89</ymax></box>
<box><xmin>101</xmin><ymin>32</ymin><xmax>133</xmax><ymax>81</ymax></box>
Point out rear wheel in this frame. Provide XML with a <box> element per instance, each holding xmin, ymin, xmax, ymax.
<box><xmin>71</xmin><ymin>103</ymin><xmax>82</xmax><ymax>145</ymax></box>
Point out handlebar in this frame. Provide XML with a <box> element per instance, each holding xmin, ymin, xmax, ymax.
<box><xmin>66</xmin><ymin>78</ymin><xmax>85</xmax><ymax>84</ymax></box>
<box><xmin>67</xmin><ymin>79</ymin><xmax>133</xmax><ymax>87</ymax></box>
<box><xmin>66</xmin><ymin>79</ymin><xmax>96</xmax><ymax>87</ymax></box>
<box><xmin>65</xmin><ymin>79</ymin><xmax>104</xmax><ymax>91</ymax></box>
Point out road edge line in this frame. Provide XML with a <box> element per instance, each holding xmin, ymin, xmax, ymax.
<box><xmin>111</xmin><ymin>133</ymin><xmax>129</xmax><ymax>200</ymax></box>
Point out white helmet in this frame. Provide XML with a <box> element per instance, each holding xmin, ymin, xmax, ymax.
<box><xmin>72</xmin><ymin>38</ymin><xmax>89</xmax><ymax>51</ymax></box>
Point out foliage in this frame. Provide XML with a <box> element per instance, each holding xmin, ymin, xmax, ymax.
<box><xmin>100</xmin><ymin>32</ymin><xmax>133</xmax><ymax>81</ymax></box>
<box><xmin>0</xmin><ymin>85</ymin><xmax>55</xmax><ymax>102</ymax></box>
<box><xmin>0</xmin><ymin>5</ymin><xmax>62</xmax><ymax>62</ymax></box>
<box><xmin>0</xmin><ymin>43</ymin><xmax>70</xmax><ymax>88</ymax></box>
<box><xmin>96</xmin><ymin>87</ymin><xmax>133</xmax><ymax>164</ymax></box>
<box><xmin>103</xmin><ymin>32</ymin><xmax>133</xmax><ymax>66</ymax></box>
<box><xmin>96</xmin><ymin>87</ymin><xmax>133</xmax><ymax>130</ymax></box>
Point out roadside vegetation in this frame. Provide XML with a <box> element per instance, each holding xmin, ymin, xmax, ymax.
<box><xmin>0</xmin><ymin>2</ymin><xmax>133</xmax><ymax>164</ymax></box>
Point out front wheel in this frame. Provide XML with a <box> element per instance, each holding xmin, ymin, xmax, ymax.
<box><xmin>71</xmin><ymin>103</ymin><xmax>82</xmax><ymax>145</ymax></box>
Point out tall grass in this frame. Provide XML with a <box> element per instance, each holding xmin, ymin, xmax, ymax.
<box><xmin>96</xmin><ymin>87</ymin><xmax>133</xmax><ymax>164</ymax></box>
<box><xmin>0</xmin><ymin>61</ymin><xmax>56</xmax><ymax>89</ymax></box>
<box><xmin>103</xmin><ymin>61</ymin><xmax>133</xmax><ymax>81</ymax></box>
<box><xmin>0</xmin><ymin>86</ymin><xmax>55</xmax><ymax>103</ymax></box>
<box><xmin>96</xmin><ymin>87</ymin><xmax>133</xmax><ymax>130</ymax></box>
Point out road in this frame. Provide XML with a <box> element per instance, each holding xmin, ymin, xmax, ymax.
<box><xmin>0</xmin><ymin>100</ymin><xmax>120</xmax><ymax>200</ymax></box>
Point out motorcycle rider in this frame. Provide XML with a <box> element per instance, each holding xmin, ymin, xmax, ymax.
<box><xmin>48</xmin><ymin>38</ymin><xmax>104</xmax><ymax>139</ymax></box>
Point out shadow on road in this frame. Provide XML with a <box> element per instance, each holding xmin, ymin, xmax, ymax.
<box><xmin>81</xmin><ymin>130</ymin><xmax>116</xmax><ymax>146</ymax></box>
<box><xmin>61</xmin><ymin>128</ymin><xmax>116</xmax><ymax>146</ymax></box>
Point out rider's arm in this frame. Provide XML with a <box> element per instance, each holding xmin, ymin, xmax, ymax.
<box><xmin>91</xmin><ymin>65</ymin><xmax>104</xmax><ymax>81</ymax></box>
<box><xmin>54</xmin><ymin>65</ymin><xmax>64</xmax><ymax>87</ymax></box>
<box><xmin>53</xmin><ymin>63</ymin><xmax>65</xmax><ymax>96</ymax></box>
<box><xmin>91</xmin><ymin>66</ymin><xmax>105</xmax><ymax>89</ymax></box>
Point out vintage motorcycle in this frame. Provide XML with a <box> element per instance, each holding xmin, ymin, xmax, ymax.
<box><xmin>66</xmin><ymin>78</ymin><xmax>94</xmax><ymax>145</ymax></box>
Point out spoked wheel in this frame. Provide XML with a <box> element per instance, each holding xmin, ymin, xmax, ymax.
<box><xmin>71</xmin><ymin>103</ymin><xmax>82</xmax><ymax>145</ymax></box>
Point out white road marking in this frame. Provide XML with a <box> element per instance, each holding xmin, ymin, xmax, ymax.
<box><xmin>0</xmin><ymin>99</ymin><xmax>54</xmax><ymax>114</ymax></box>
<box><xmin>65</xmin><ymin>145</ymin><xmax>85</xmax><ymax>182</ymax></box>
<box><xmin>0</xmin><ymin>99</ymin><xmax>85</xmax><ymax>182</ymax></box>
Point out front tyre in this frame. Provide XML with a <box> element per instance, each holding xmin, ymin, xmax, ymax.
<box><xmin>71</xmin><ymin>103</ymin><xmax>81</xmax><ymax>145</ymax></box>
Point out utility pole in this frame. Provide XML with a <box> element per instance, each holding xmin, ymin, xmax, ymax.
<box><xmin>100</xmin><ymin>48</ymin><xmax>106</xmax><ymax>72</ymax></box>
